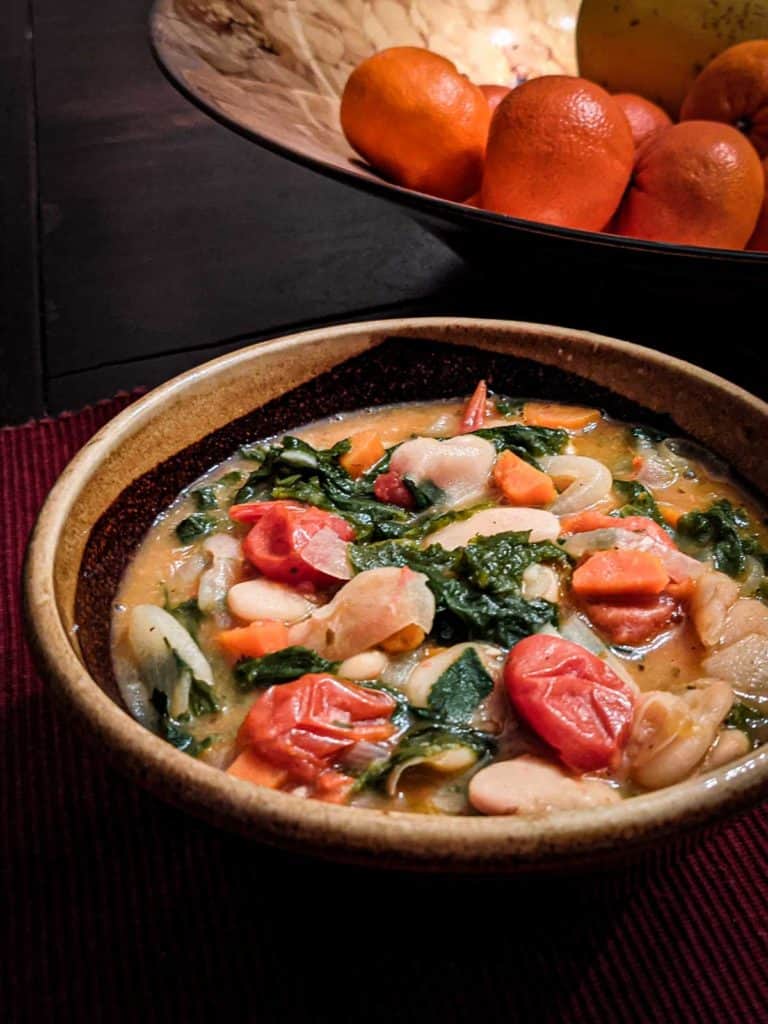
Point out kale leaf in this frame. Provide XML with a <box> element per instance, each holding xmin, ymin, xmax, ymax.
<box><xmin>234</xmin><ymin>646</ymin><xmax>339</xmax><ymax>691</ymax></box>
<box><xmin>494</xmin><ymin>397</ymin><xmax>524</xmax><ymax>417</ymax></box>
<box><xmin>676</xmin><ymin>499</ymin><xmax>767</xmax><ymax>577</ymax></box>
<box><xmin>472</xmin><ymin>424</ymin><xmax>568</xmax><ymax>465</ymax></box>
<box><xmin>425</xmin><ymin>648</ymin><xmax>493</xmax><ymax>725</ymax></box>
<box><xmin>151</xmin><ymin>689</ymin><xmax>212</xmax><ymax>758</ymax></box>
<box><xmin>349</xmin><ymin>531</ymin><xmax>570</xmax><ymax>647</ymax></box>
<box><xmin>175</xmin><ymin>512</ymin><xmax>216</xmax><ymax>544</ymax></box>
<box><xmin>613</xmin><ymin>479</ymin><xmax>669</xmax><ymax>529</ymax></box>
<box><xmin>725</xmin><ymin>701</ymin><xmax>768</xmax><ymax>749</ymax></box>
<box><xmin>351</xmin><ymin>723</ymin><xmax>494</xmax><ymax>792</ymax></box>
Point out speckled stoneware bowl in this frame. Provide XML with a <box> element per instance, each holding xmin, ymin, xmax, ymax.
<box><xmin>24</xmin><ymin>319</ymin><xmax>768</xmax><ymax>873</ymax></box>
<box><xmin>149</xmin><ymin>0</ymin><xmax>768</xmax><ymax>295</ymax></box>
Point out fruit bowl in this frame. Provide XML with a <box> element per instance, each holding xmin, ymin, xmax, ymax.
<box><xmin>23</xmin><ymin>317</ymin><xmax>768</xmax><ymax>873</ymax></box>
<box><xmin>150</xmin><ymin>0</ymin><xmax>768</xmax><ymax>306</ymax></box>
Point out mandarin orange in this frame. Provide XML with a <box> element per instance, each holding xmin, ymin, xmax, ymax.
<box><xmin>681</xmin><ymin>40</ymin><xmax>768</xmax><ymax>157</ymax></box>
<box><xmin>614</xmin><ymin>120</ymin><xmax>764</xmax><ymax>248</ymax></box>
<box><xmin>479</xmin><ymin>84</ymin><xmax>511</xmax><ymax>114</ymax></box>
<box><xmin>613</xmin><ymin>93</ymin><xmax>673</xmax><ymax>148</ymax></box>
<box><xmin>340</xmin><ymin>47</ymin><xmax>490</xmax><ymax>202</ymax></box>
<box><xmin>479</xmin><ymin>76</ymin><xmax>634</xmax><ymax>231</ymax></box>
<box><xmin>747</xmin><ymin>157</ymin><xmax>768</xmax><ymax>249</ymax></box>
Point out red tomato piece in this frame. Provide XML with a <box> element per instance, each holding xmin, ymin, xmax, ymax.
<box><xmin>579</xmin><ymin>592</ymin><xmax>682</xmax><ymax>646</ymax></box>
<box><xmin>373</xmin><ymin>470</ymin><xmax>415</xmax><ymax>509</ymax></box>
<box><xmin>235</xmin><ymin>674</ymin><xmax>398</xmax><ymax>801</ymax></box>
<box><xmin>560</xmin><ymin>509</ymin><xmax>675</xmax><ymax>549</ymax></box>
<box><xmin>230</xmin><ymin>500</ymin><xmax>354</xmax><ymax>587</ymax></box>
<box><xmin>504</xmin><ymin>635</ymin><xmax>636</xmax><ymax>772</ymax></box>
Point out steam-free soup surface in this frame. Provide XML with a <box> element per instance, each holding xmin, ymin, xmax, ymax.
<box><xmin>112</xmin><ymin>390</ymin><xmax>768</xmax><ymax>816</ymax></box>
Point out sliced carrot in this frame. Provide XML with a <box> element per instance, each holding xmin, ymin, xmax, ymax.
<box><xmin>340</xmin><ymin>429</ymin><xmax>386</xmax><ymax>479</ymax></box>
<box><xmin>380</xmin><ymin>624</ymin><xmax>425</xmax><ymax>653</ymax></box>
<box><xmin>572</xmin><ymin>549</ymin><xmax>670</xmax><ymax>599</ymax></box>
<box><xmin>459</xmin><ymin>380</ymin><xmax>488</xmax><ymax>433</ymax></box>
<box><xmin>658</xmin><ymin>502</ymin><xmax>685</xmax><ymax>528</ymax></box>
<box><xmin>216</xmin><ymin>619</ymin><xmax>290</xmax><ymax>659</ymax></box>
<box><xmin>227</xmin><ymin>747</ymin><xmax>289</xmax><ymax>788</ymax></box>
<box><xmin>523</xmin><ymin>402</ymin><xmax>601</xmax><ymax>431</ymax></box>
<box><xmin>493</xmin><ymin>449</ymin><xmax>556</xmax><ymax>506</ymax></box>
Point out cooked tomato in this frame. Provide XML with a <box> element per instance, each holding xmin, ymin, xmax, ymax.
<box><xmin>234</xmin><ymin>674</ymin><xmax>398</xmax><ymax>801</ymax></box>
<box><xmin>504</xmin><ymin>635</ymin><xmax>636</xmax><ymax>772</ymax></box>
<box><xmin>229</xmin><ymin>500</ymin><xmax>354</xmax><ymax>587</ymax></box>
<box><xmin>373</xmin><ymin>470</ymin><xmax>415</xmax><ymax>509</ymax></box>
<box><xmin>578</xmin><ymin>592</ymin><xmax>682</xmax><ymax>646</ymax></box>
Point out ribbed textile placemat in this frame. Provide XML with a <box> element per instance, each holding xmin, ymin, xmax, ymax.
<box><xmin>4</xmin><ymin>395</ymin><xmax>768</xmax><ymax>1024</ymax></box>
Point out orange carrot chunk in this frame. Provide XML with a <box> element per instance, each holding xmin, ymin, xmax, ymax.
<box><xmin>227</xmin><ymin>747</ymin><xmax>289</xmax><ymax>788</ymax></box>
<box><xmin>216</xmin><ymin>619</ymin><xmax>290</xmax><ymax>660</ymax></box>
<box><xmin>523</xmin><ymin>402</ymin><xmax>601</xmax><ymax>431</ymax></box>
<box><xmin>572</xmin><ymin>549</ymin><xmax>670</xmax><ymax>599</ymax></box>
<box><xmin>658</xmin><ymin>502</ymin><xmax>685</xmax><ymax>528</ymax></box>
<box><xmin>339</xmin><ymin>429</ymin><xmax>386</xmax><ymax>479</ymax></box>
<box><xmin>493</xmin><ymin>450</ymin><xmax>556</xmax><ymax>506</ymax></box>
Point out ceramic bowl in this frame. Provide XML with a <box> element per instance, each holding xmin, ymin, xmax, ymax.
<box><xmin>149</xmin><ymin>0</ymin><xmax>768</xmax><ymax>301</ymax></box>
<box><xmin>24</xmin><ymin>318</ymin><xmax>768</xmax><ymax>873</ymax></box>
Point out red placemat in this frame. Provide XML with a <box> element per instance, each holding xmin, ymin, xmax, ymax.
<box><xmin>4</xmin><ymin>396</ymin><xmax>768</xmax><ymax>1024</ymax></box>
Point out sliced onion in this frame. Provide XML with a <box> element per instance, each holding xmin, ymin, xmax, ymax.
<box><xmin>300</xmin><ymin>526</ymin><xmax>353</xmax><ymax>580</ymax></box>
<box><xmin>341</xmin><ymin>740</ymin><xmax>394</xmax><ymax>774</ymax></box>
<box><xmin>561</xmin><ymin>527</ymin><xmax>705</xmax><ymax>581</ymax></box>
<box><xmin>386</xmin><ymin>747</ymin><xmax>478</xmax><ymax>797</ymax></box>
<box><xmin>287</xmin><ymin>567</ymin><xmax>435</xmax><ymax>660</ymax></box>
<box><xmin>202</xmin><ymin>533</ymin><xmax>242</xmax><ymax>560</ymax></box>
<box><xmin>128</xmin><ymin>604</ymin><xmax>214</xmax><ymax>716</ymax></box>
<box><xmin>539</xmin><ymin>455</ymin><xmax>612</xmax><ymax>515</ymax></box>
<box><xmin>112</xmin><ymin>653</ymin><xmax>157</xmax><ymax>729</ymax></box>
<box><xmin>634</xmin><ymin>454</ymin><xmax>679</xmax><ymax>489</ymax></box>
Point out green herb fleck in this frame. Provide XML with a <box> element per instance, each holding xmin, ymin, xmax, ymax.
<box><xmin>175</xmin><ymin>513</ymin><xmax>216</xmax><ymax>544</ymax></box>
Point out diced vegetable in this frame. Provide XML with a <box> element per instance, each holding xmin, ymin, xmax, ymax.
<box><xmin>493</xmin><ymin>450</ymin><xmax>557</xmax><ymax>506</ymax></box>
<box><xmin>379</xmin><ymin>624</ymin><xmax>425</xmax><ymax>653</ymax></box>
<box><xmin>578</xmin><ymin>592</ymin><xmax>681</xmax><ymax>646</ymax></box>
<box><xmin>459</xmin><ymin>380</ymin><xmax>488</xmax><ymax>433</ymax></box>
<box><xmin>339</xmin><ymin>430</ymin><xmax>386</xmax><ymax>479</ymax></box>
<box><xmin>234</xmin><ymin>645</ymin><xmax>338</xmax><ymax>691</ymax></box>
<box><xmin>231</xmin><ymin>500</ymin><xmax>355</xmax><ymax>587</ymax></box>
<box><xmin>234</xmin><ymin>674</ymin><xmax>398</xmax><ymax>800</ymax></box>
<box><xmin>373</xmin><ymin>470</ymin><xmax>415</xmax><ymax>509</ymax></box>
<box><xmin>572</xmin><ymin>549</ymin><xmax>670</xmax><ymax>599</ymax></box>
<box><xmin>216</xmin><ymin>620</ymin><xmax>290</xmax><ymax>660</ymax></box>
<box><xmin>523</xmin><ymin>402</ymin><xmax>601</xmax><ymax>431</ymax></box>
<box><xmin>288</xmin><ymin>566</ymin><xmax>435</xmax><ymax>660</ymax></box>
<box><xmin>504</xmin><ymin>635</ymin><xmax>637</xmax><ymax>771</ymax></box>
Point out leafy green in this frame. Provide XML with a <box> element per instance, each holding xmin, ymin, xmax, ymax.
<box><xmin>425</xmin><ymin>648</ymin><xmax>493</xmax><ymax>725</ymax></box>
<box><xmin>351</xmin><ymin>724</ymin><xmax>493</xmax><ymax>792</ymax></box>
<box><xmin>725</xmin><ymin>701</ymin><xmax>768</xmax><ymax>749</ymax></box>
<box><xmin>349</xmin><ymin>531</ymin><xmax>570</xmax><ymax>647</ymax></box>
<box><xmin>188</xmin><ymin>677</ymin><xmax>221</xmax><ymax>716</ymax></box>
<box><xmin>164</xmin><ymin>596</ymin><xmax>204</xmax><ymax>640</ymax></box>
<box><xmin>150</xmin><ymin>689</ymin><xmax>212</xmax><ymax>757</ymax></box>
<box><xmin>630</xmin><ymin>425</ymin><xmax>668</xmax><ymax>446</ymax></box>
<box><xmin>472</xmin><ymin>424</ymin><xmax>568</xmax><ymax>465</ymax></box>
<box><xmin>234</xmin><ymin>435</ymin><xmax>412</xmax><ymax>540</ymax></box>
<box><xmin>494</xmin><ymin>397</ymin><xmax>524</xmax><ymax>417</ymax></box>
<box><xmin>613</xmin><ymin>479</ymin><xmax>669</xmax><ymax>529</ymax></box>
<box><xmin>193</xmin><ymin>486</ymin><xmax>218</xmax><ymax>511</ymax></box>
<box><xmin>402</xmin><ymin>477</ymin><xmax>444</xmax><ymax>511</ymax></box>
<box><xmin>175</xmin><ymin>513</ymin><xmax>216</xmax><ymax>544</ymax></box>
<box><xmin>234</xmin><ymin>646</ymin><xmax>339</xmax><ymax>691</ymax></box>
<box><xmin>676</xmin><ymin>499</ymin><xmax>768</xmax><ymax>577</ymax></box>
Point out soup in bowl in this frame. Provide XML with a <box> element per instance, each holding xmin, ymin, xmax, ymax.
<box><xmin>24</xmin><ymin>319</ymin><xmax>768</xmax><ymax>871</ymax></box>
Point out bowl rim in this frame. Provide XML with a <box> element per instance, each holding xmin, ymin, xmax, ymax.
<box><xmin>149</xmin><ymin>0</ymin><xmax>768</xmax><ymax>267</ymax></box>
<box><xmin>23</xmin><ymin>315</ymin><xmax>768</xmax><ymax>871</ymax></box>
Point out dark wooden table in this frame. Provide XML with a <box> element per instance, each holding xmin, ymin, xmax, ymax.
<box><xmin>3</xmin><ymin>0</ymin><xmax>767</xmax><ymax>425</ymax></box>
